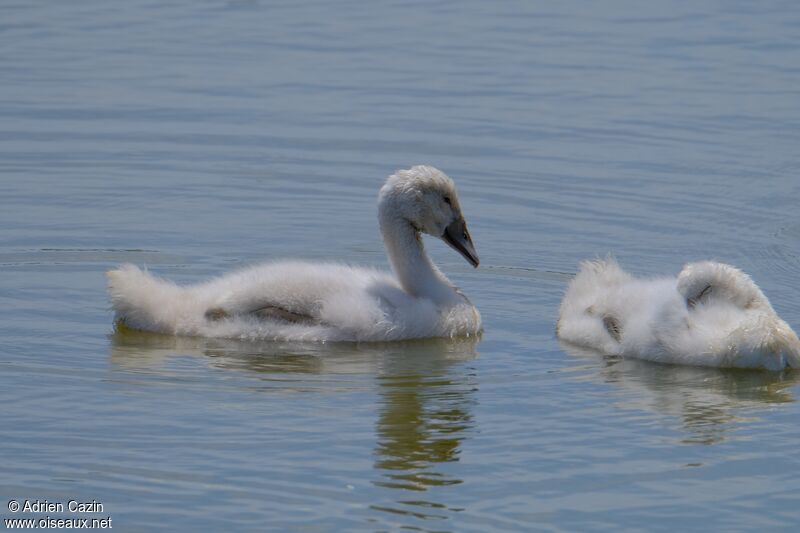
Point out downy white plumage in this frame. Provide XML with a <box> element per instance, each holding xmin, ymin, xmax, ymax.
<box><xmin>557</xmin><ymin>257</ymin><xmax>800</xmax><ymax>370</ymax></box>
<box><xmin>107</xmin><ymin>165</ymin><xmax>482</xmax><ymax>342</ymax></box>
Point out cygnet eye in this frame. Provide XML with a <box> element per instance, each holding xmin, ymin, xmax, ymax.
<box><xmin>443</xmin><ymin>196</ymin><xmax>452</xmax><ymax>206</ymax></box>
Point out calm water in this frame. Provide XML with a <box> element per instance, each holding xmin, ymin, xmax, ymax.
<box><xmin>2</xmin><ymin>1</ymin><xmax>800</xmax><ymax>530</ymax></box>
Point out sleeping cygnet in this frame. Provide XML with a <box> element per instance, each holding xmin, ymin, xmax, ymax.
<box><xmin>557</xmin><ymin>258</ymin><xmax>800</xmax><ymax>370</ymax></box>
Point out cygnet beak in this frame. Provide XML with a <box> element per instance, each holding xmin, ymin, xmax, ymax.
<box><xmin>442</xmin><ymin>217</ymin><xmax>480</xmax><ymax>268</ymax></box>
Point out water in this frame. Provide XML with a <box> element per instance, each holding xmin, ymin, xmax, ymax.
<box><xmin>2</xmin><ymin>0</ymin><xmax>800</xmax><ymax>530</ymax></box>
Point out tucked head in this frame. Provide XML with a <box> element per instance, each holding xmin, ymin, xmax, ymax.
<box><xmin>677</xmin><ymin>261</ymin><xmax>770</xmax><ymax>310</ymax></box>
<box><xmin>379</xmin><ymin>165</ymin><xmax>479</xmax><ymax>267</ymax></box>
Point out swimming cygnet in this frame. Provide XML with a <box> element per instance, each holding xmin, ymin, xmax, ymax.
<box><xmin>556</xmin><ymin>257</ymin><xmax>800</xmax><ymax>370</ymax></box>
<box><xmin>107</xmin><ymin>165</ymin><xmax>482</xmax><ymax>342</ymax></box>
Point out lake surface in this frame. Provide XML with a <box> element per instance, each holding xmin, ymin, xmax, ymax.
<box><xmin>2</xmin><ymin>0</ymin><xmax>800</xmax><ymax>530</ymax></box>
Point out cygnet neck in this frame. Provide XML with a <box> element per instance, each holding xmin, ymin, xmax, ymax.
<box><xmin>379</xmin><ymin>208</ymin><xmax>457</xmax><ymax>305</ymax></box>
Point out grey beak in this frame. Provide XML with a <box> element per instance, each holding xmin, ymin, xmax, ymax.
<box><xmin>442</xmin><ymin>217</ymin><xmax>480</xmax><ymax>268</ymax></box>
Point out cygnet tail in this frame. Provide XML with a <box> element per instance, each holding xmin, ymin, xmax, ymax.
<box><xmin>556</xmin><ymin>256</ymin><xmax>631</xmax><ymax>354</ymax></box>
<box><xmin>558</xmin><ymin>256</ymin><xmax>631</xmax><ymax>317</ymax></box>
<box><xmin>107</xmin><ymin>264</ymin><xmax>189</xmax><ymax>334</ymax></box>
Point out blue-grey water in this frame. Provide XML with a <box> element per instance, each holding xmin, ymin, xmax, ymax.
<box><xmin>2</xmin><ymin>1</ymin><xmax>800</xmax><ymax>531</ymax></box>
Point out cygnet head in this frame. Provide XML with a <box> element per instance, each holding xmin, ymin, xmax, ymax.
<box><xmin>677</xmin><ymin>261</ymin><xmax>770</xmax><ymax>310</ymax></box>
<box><xmin>379</xmin><ymin>165</ymin><xmax>479</xmax><ymax>267</ymax></box>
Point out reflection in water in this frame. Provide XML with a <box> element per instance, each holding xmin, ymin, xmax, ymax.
<box><xmin>373</xmin><ymin>348</ymin><xmax>476</xmax><ymax>487</ymax></box>
<box><xmin>369</xmin><ymin>349</ymin><xmax>477</xmax><ymax>525</ymax></box>
<box><xmin>109</xmin><ymin>325</ymin><xmax>478</xmax><ymax>529</ymax></box>
<box><xmin>110</xmin><ymin>324</ymin><xmax>333</xmax><ymax>375</ymax></box>
<box><xmin>110</xmin><ymin>323</ymin><xmax>478</xmax><ymax>381</ymax></box>
<box><xmin>561</xmin><ymin>341</ymin><xmax>800</xmax><ymax>445</ymax></box>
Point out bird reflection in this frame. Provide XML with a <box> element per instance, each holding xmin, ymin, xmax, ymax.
<box><xmin>109</xmin><ymin>323</ymin><xmax>330</xmax><ymax>375</ymax></box>
<box><xmin>372</xmin><ymin>343</ymin><xmax>477</xmax><ymax>492</ymax></box>
<box><xmin>109</xmin><ymin>322</ymin><xmax>477</xmax><ymax>384</ymax></box>
<box><xmin>561</xmin><ymin>340</ymin><xmax>800</xmax><ymax>445</ymax></box>
<box><xmin>108</xmin><ymin>325</ymin><xmax>479</xmax><ymax>527</ymax></box>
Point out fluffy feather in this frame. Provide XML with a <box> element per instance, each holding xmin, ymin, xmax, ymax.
<box><xmin>107</xmin><ymin>166</ymin><xmax>481</xmax><ymax>342</ymax></box>
<box><xmin>557</xmin><ymin>258</ymin><xmax>800</xmax><ymax>370</ymax></box>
